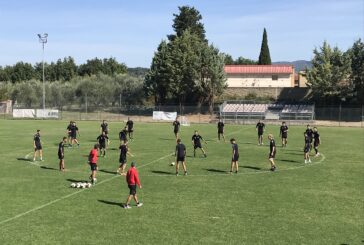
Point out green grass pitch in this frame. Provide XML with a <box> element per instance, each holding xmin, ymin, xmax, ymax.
<box><xmin>0</xmin><ymin>120</ymin><xmax>363</xmax><ymax>244</ymax></box>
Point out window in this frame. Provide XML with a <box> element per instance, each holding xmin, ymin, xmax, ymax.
<box><xmin>272</xmin><ymin>75</ymin><xmax>278</xmax><ymax>80</ymax></box>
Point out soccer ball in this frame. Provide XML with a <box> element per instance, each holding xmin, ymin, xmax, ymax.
<box><xmin>70</xmin><ymin>183</ymin><xmax>76</xmax><ymax>188</ymax></box>
<box><xmin>87</xmin><ymin>183</ymin><xmax>92</xmax><ymax>188</ymax></box>
<box><xmin>170</xmin><ymin>162</ymin><xmax>175</xmax><ymax>166</ymax></box>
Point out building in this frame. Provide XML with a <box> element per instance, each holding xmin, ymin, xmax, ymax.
<box><xmin>224</xmin><ymin>65</ymin><xmax>295</xmax><ymax>88</ymax></box>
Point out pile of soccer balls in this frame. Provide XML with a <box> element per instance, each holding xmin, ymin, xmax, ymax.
<box><xmin>70</xmin><ymin>182</ymin><xmax>92</xmax><ymax>188</ymax></box>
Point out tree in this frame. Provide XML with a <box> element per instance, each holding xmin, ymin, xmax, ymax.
<box><xmin>258</xmin><ymin>28</ymin><xmax>272</xmax><ymax>65</ymax></box>
<box><xmin>197</xmin><ymin>44</ymin><xmax>227</xmax><ymax>113</ymax></box>
<box><xmin>168</xmin><ymin>6</ymin><xmax>206</xmax><ymax>42</ymax></box>
<box><xmin>144</xmin><ymin>40</ymin><xmax>174</xmax><ymax>105</ymax></box>
<box><xmin>349</xmin><ymin>39</ymin><xmax>364</xmax><ymax>103</ymax></box>
<box><xmin>10</xmin><ymin>62</ymin><xmax>35</xmax><ymax>83</ymax></box>
<box><xmin>223</xmin><ymin>54</ymin><xmax>234</xmax><ymax>65</ymax></box>
<box><xmin>306</xmin><ymin>41</ymin><xmax>352</xmax><ymax>102</ymax></box>
<box><xmin>235</xmin><ymin>56</ymin><xmax>257</xmax><ymax>65</ymax></box>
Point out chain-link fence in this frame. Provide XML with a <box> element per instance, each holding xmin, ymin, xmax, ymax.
<box><xmin>2</xmin><ymin>104</ymin><xmax>364</xmax><ymax>127</ymax></box>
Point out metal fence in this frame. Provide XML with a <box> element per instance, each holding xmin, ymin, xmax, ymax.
<box><xmin>1</xmin><ymin>104</ymin><xmax>364</xmax><ymax>127</ymax></box>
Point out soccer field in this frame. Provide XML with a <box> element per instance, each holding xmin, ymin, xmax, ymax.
<box><xmin>0</xmin><ymin>120</ymin><xmax>363</xmax><ymax>244</ymax></box>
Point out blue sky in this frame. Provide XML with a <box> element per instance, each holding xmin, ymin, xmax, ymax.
<box><xmin>0</xmin><ymin>0</ymin><xmax>362</xmax><ymax>67</ymax></box>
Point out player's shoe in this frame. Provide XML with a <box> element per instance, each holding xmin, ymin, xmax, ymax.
<box><xmin>308</xmin><ymin>159</ymin><xmax>312</xmax><ymax>163</ymax></box>
<box><xmin>176</xmin><ymin>172</ymin><xmax>179</xmax><ymax>176</ymax></box>
<box><xmin>204</xmin><ymin>154</ymin><xmax>207</xmax><ymax>158</ymax></box>
<box><xmin>124</xmin><ymin>204</ymin><xmax>131</xmax><ymax>209</ymax></box>
<box><xmin>184</xmin><ymin>172</ymin><xmax>188</xmax><ymax>176</ymax></box>
<box><xmin>136</xmin><ymin>203</ymin><xmax>143</xmax><ymax>207</ymax></box>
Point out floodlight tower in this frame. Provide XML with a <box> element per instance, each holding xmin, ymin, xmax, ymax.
<box><xmin>37</xmin><ymin>33</ymin><xmax>48</xmax><ymax>111</ymax></box>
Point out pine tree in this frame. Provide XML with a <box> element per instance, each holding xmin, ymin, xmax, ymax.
<box><xmin>258</xmin><ymin>28</ymin><xmax>272</xmax><ymax>65</ymax></box>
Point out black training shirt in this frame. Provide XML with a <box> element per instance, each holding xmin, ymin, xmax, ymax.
<box><xmin>176</xmin><ymin>143</ymin><xmax>186</xmax><ymax>158</ymax></box>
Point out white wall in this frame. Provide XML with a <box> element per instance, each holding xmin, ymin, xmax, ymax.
<box><xmin>226</xmin><ymin>74</ymin><xmax>292</xmax><ymax>87</ymax></box>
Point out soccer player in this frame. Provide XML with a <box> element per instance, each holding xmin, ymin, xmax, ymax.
<box><xmin>230</xmin><ymin>138</ymin><xmax>239</xmax><ymax>174</ymax></box>
<box><xmin>119</xmin><ymin>127</ymin><xmax>128</xmax><ymax>143</ymax></box>
<box><xmin>100</xmin><ymin>120</ymin><xmax>109</xmax><ymax>135</ymax></box>
<box><xmin>173</xmin><ymin>117</ymin><xmax>180</xmax><ymax>140</ymax></box>
<box><xmin>175</xmin><ymin>139</ymin><xmax>187</xmax><ymax>176</ymax></box>
<box><xmin>279</xmin><ymin>121</ymin><xmax>289</xmax><ymax>147</ymax></box>
<box><xmin>33</xmin><ymin>129</ymin><xmax>43</xmax><ymax>161</ymax></box>
<box><xmin>58</xmin><ymin>137</ymin><xmax>67</xmax><ymax>171</ymax></box>
<box><xmin>217</xmin><ymin>119</ymin><xmax>225</xmax><ymax>142</ymax></box>
<box><xmin>305</xmin><ymin>125</ymin><xmax>314</xmax><ymax>151</ymax></box>
<box><xmin>66</xmin><ymin>121</ymin><xmax>73</xmax><ymax>147</ymax></box>
<box><xmin>126</xmin><ymin>117</ymin><xmax>134</xmax><ymax>140</ymax></box>
<box><xmin>192</xmin><ymin>130</ymin><xmax>207</xmax><ymax>157</ymax></box>
<box><xmin>97</xmin><ymin>131</ymin><xmax>109</xmax><ymax>157</ymax></box>
<box><xmin>313</xmin><ymin>127</ymin><xmax>321</xmax><ymax>157</ymax></box>
<box><xmin>124</xmin><ymin>162</ymin><xmax>143</xmax><ymax>209</ymax></box>
<box><xmin>304</xmin><ymin>133</ymin><xmax>311</xmax><ymax>164</ymax></box>
<box><xmin>268</xmin><ymin>134</ymin><xmax>277</xmax><ymax>171</ymax></box>
<box><xmin>117</xmin><ymin>140</ymin><xmax>130</xmax><ymax>175</ymax></box>
<box><xmin>256</xmin><ymin>120</ymin><xmax>265</xmax><ymax>145</ymax></box>
<box><xmin>88</xmin><ymin>144</ymin><xmax>99</xmax><ymax>185</ymax></box>
<box><xmin>69</xmin><ymin>121</ymin><xmax>80</xmax><ymax>147</ymax></box>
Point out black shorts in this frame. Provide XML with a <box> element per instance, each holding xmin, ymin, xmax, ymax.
<box><xmin>218</xmin><ymin>129</ymin><xmax>224</xmax><ymax>134</ymax></box>
<box><xmin>128</xmin><ymin>185</ymin><xmax>137</xmax><ymax>195</ymax></box>
<box><xmin>90</xmin><ymin>163</ymin><xmax>97</xmax><ymax>171</ymax></box>
<box><xmin>58</xmin><ymin>153</ymin><xmax>64</xmax><ymax>160</ymax></box>
<box><xmin>177</xmin><ymin>156</ymin><xmax>185</xmax><ymax>162</ymax></box>
<box><xmin>269</xmin><ymin>151</ymin><xmax>276</xmax><ymax>159</ymax></box>
<box><xmin>119</xmin><ymin>156</ymin><xmax>127</xmax><ymax>164</ymax></box>
<box><xmin>232</xmin><ymin>155</ymin><xmax>239</xmax><ymax>162</ymax></box>
<box><xmin>304</xmin><ymin>147</ymin><xmax>310</xmax><ymax>153</ymax></box>
<box><xmin>194</xmin><ymin>143</ymin><xmax>202</xmax><ymax>149</ymax></box>
<box><xmin>174</xmin><ymin>129</ymin><xmax>179</xmax><ymax>134</ymax></box>
<box><xmin>99</xmin><ymin>143</ymin><xmax>106</xmax><ymax>149</ymax></box>
<box><xmin>128</xmin><ymin>128</ymin><xmax>133</xmax><ymax>132</ymax></box>
<box><xmin>314</xmin><ymin>140</ymin><xmax>320</xmax><ymax>147</ymax></box>
<box><xmin>281</xmin><ymin>133</ymin><xmax>287</xmax><ymax>139</ymax></box>
<box><xmin>34</xmin><ymin>144</ymin><xmax>42</xmax><ymax>151</ymax></box>
<box><xmin>71</xmin><ymin>134</ymin><xmax>77</xmax><ymax>140</ymax></box>
<box><xmin>258</xmin><ymin>132</ymin><xmax>263</xmax><ymax>136</ymax></box>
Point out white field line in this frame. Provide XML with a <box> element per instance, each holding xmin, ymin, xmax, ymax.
<box><xmin>140</xmin><ymin>153</ymin><xmax>326</xmax><ymax>178</ymax></box>
<box><xmin>0</xmin><ymin>152</ymin><xmax>173</xmax><ymax>227</ymax></box>
<box><xmin>0</xmin><ymin>127</ymin><xmax>254</xmax><ymax>226</ymax></box>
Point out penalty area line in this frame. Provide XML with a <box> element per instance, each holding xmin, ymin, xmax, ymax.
<box><xmin>0</xmin><ymin>152</ymin><xmax>173</xmax><ymax>227</ymax></box>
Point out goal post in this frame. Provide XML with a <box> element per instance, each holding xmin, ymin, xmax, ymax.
<box><xmin>180</xmin><ymin>116</ymin><xmax>190</xmax><ymax>126</ymax></box>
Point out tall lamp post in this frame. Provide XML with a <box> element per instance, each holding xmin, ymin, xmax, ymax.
<box><xmin>37</xmin><ymin>33</ymin><xmax>48</xmax><ymax>111</ymax></box>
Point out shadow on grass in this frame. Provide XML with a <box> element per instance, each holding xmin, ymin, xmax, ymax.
<box><xmin>99</xmin><ymin>169</ymin><xmax>116</xmax><ymax>175</ymax></box>
<box><xmin>277</xmin><ymin>159</ymin><xmax>301</xmax><ymax>163</ymax></box>
<box><xmin>205</xmin><ymin>168</ymin><xmax>226</xmax><ymax>173</ymax></box>
<box><xmin>16</xmin><ymin>158</ymin><xmax>31</xmax><ymax>162</ymax></box>
<box><xmin>241</xmin><ymin>166</ymin><xmax>261</xmax><ymax>170</ymax></box>
<box><xmin>151</xmin><ymin>170</ymin><xmax>174</xmax><ymax>175</ymax></box>
<box><xmin>40</xmin><ymin>166</ymin><xmax>58</xmax><ymax>171</ymax></box>
<box><xmin>66</xmin><ymin>178</ymin><xmax>89</xmax><ymax>183</ymax></box>
<box><xmin>98</xmin><ymin>200</ymin><xmax>122</xmax><ymax>207</ymax></box>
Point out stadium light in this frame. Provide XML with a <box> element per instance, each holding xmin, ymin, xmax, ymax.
<box><xmin>37</xmin><ymin>33</ymin><xmax>48</xmax><ymax>111</ymax></box>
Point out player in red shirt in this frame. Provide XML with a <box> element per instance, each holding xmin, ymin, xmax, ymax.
<box><xmin>124</xmin><ymin>162</ymin><xmax>143</xmax><ymax>209</ymax></box>
<box><xmin>88</xmin><ymin>144</ymin><xmax>99</xmax><ymax>185</ymax></box>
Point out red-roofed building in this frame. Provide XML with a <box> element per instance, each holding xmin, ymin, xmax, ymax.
<box><xmin>224</xmin><ymin>65</ymin><xmax>295</xmax><ymax>87</ymax></box>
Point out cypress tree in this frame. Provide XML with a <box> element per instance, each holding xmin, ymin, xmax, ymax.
<box><xmin>258</xmin><ymin>28</ymin><xmax>272</xmax><ymax>65</ymax></box>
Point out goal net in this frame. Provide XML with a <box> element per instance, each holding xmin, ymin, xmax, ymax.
<box><xmin>180</xmin><ymin>116</ymin><xmax>190</xmax><ymax>126</ymax></box>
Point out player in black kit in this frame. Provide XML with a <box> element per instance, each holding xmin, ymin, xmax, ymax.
<box><xmin>119</xmin><ymin>127</ymin><xmax>128</xmax><ymax>143</ymax></box>
<box><xmin>100</xmin><ymin>120</ymin><xmax>109</xmax><ymax>135</ymax></box>
<box><xmin>192</xmin><ymin>131</ymin><xmax>207</xmax><ymax>157</ymax></box>
<box><xmin>230</xmin><ymin>138</ymin><xmax>239</xmax><ymax>174</ymax></box>
<box><xmin>268</xmin><ymin>134</ymin><xmax>277</xmax><ymax>171</ymax></box>
<box><xmin>256</xmin><ymin>120</ymin><xmax>265</xmax><ymax>145</ymax></box>
<box><xmin>58</xmin><ymin>137</ymin><xmax>67</xmax><ymax>171</ymax></box>
<box><xmin>304</xmin><ymin>133</ymin><xmax>311</xmax><ymax>164</ymax></box>
<box><xmin>126</xmin><ymin>117</ymin><xmax>134</xmax><ymax>140</ymax></box>
<box><xmin>175</xmin><ymin>139</ymin><xmax>187</xmax><ymax>176</ymax></box>
<box><xmin>97</xmin><ymin>131</ymin><xmax>109</xmax><ymax>157</ymax></box>
<box><xmin>279</xmin><ymin>121</ymin><xmax>289</xmax><ymax>147</ymax></box>
<box><xmin>313</xmin><ymin>127</ymin><xmax>321</xmax><ymax>157</ymax></box>
<box><xmin>305</xmin><ymin>125</ymin><xmax>314</xmax><ymax>151</ymax></box>
<box><xmin>33</xmin><ymin>129</ymin><xmax>43</xmax><ymax>161</ymax></box>
<box><xmin>117</xmin><ymin>140</ymin><xmax>130</xmax><ymax>175</ymax></box>
<box><xmin>173</xmin><ymin>117</ymin><xmax>180</xmax><ymax>140</ymax></box>
<box><xmin>217</xmin><ymin>119</ymin><xmax>225</xmax><ymax>142</ymax></box>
